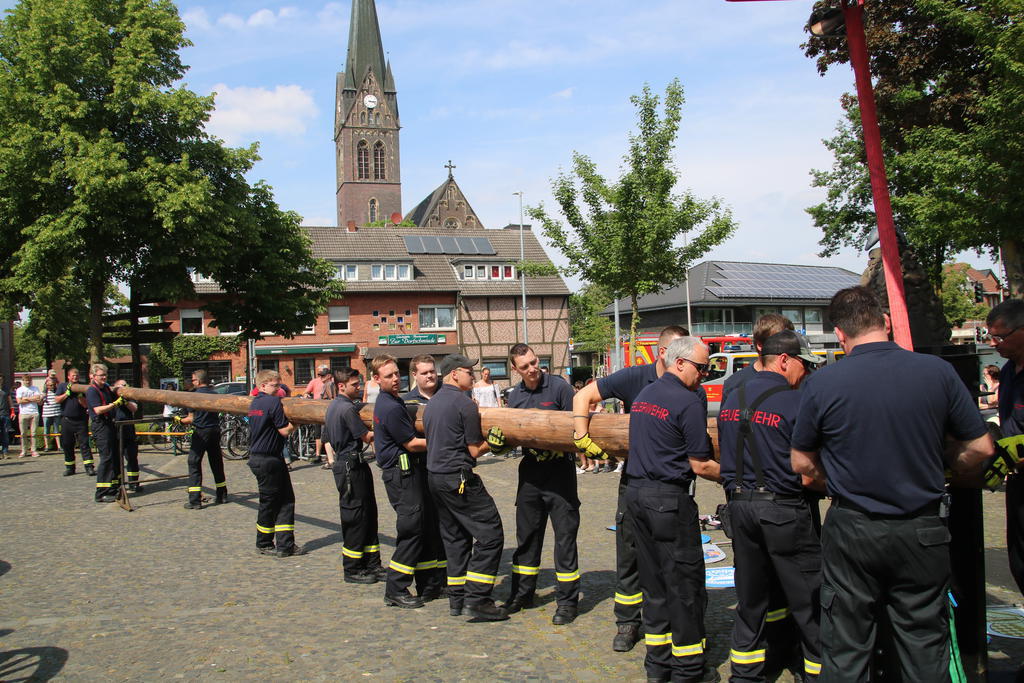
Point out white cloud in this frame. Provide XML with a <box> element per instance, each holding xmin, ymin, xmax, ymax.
<box><xmin>551</xmin><ymin>87</ymin><xmax>574</xmax><ymax>100</ymax></box>
<box><xmin>217</xmin><ymin>13</ymin><xmax>244</xmax><ymax>31</ymax></box>
<box><xmin>247</xmin><ymin>9</ymin><xmax>277</xmax><ymax>27</ymax></box>
<box><xmin>181</xmin><ymin>8</ymin><xmax>211</xmax><ymax>31</ymax></box>
<box><xmin>206</xmin><ymin>84</ymin><xmax>318</xmax><ymax>145</ymax></box>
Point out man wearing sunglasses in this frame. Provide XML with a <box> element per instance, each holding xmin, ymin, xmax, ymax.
<box><xmin>987</xmin><ymin>299</ymin><xmax>1024</xmax><ymax>605</ymax></box>
<box><xmin>623</xmin><ymin>336</ymin><xmax>721</xmax><ymax>683</ymax></box>
<box><xmin>717</xmin><ymin>330</ymin><xmax>824</xmax><ymax>681</ymax></box>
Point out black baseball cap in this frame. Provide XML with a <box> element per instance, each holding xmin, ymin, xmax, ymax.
<box><xmin>438</xmin><ymin>353</ymin><xmax>478</xmax><ymax>377</ymax></box>
<box><xmin>760</xmin><ymin>330</ymin><xmax>824</xmax><ymax>365</ymax></box>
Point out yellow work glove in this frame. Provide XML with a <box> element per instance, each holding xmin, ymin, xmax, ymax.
<box><xmin>984</xmin><ymin>434</ymin><xmax>1024</xmax><ymax>491</ymax></box>
<box><xmin>574</xmin><ymin>432</ymin><xmax>609</xmax><ymax>461</ymax></box>
<box><xmin>486</xmin><ymin>426</ymin><xmax>512</xmax><ymax>456</ymax></box>
<box><xmin>112</xmin><ymin>396</ymin><xmax>125</xmax><ymax>407</ymax></box>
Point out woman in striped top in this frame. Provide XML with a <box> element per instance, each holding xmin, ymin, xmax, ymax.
<box><xmin>41</xmin><ymin>376</ymin><xmax>62</xmax><ymax>452</ymax></box>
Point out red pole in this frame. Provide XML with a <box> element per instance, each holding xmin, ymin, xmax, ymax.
<box><xmin>842</xmin><ymin>0</ymin><xmax>913</xmax><ymax>350</ymax></box>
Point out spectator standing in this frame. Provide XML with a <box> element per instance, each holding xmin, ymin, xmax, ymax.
<box><xmin>41</xmin><ymin>376</ymin><xmax>62</xmax><ymax>452</ymax></box>
<box><xmin>16</xmin><ymin>374</ymin><xmax>42</xmax><ymax>457</ymax></box>
<box><xmin>472</xmin><ymin>367</ymin><xmax>502</xmax><ymax>408</ymax></box>
<box><xmin>980</xmin><ymin>364</ymin><xmax>1000</xmax><ymax>410</ymax></box>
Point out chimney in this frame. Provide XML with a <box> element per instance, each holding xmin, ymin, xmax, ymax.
<box><xmin>346</xmin><ymin>220</ymin><xmax>357</xmax><ymax>233</ymax></box>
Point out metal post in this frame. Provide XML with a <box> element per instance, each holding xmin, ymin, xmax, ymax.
<box><xmin>514</xmin><ymin>191</ymin><xmax>528</xmax><ymax>344</ymax></box>
<box><xmin>842</xmin><ymin>0</ymin><xmax>913</xmax><ymax>351</ymax></box>
<box><xmin>613</xmin><ymin>299</ymin><xmax>622</xmax><ymax>372</ymax></box>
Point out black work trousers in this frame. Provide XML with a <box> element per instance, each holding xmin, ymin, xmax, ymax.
<box><xmin>62</xmin><ymin>417</ymin><xmax>93</xmax><ymax>469</ymax></box>
<box><xmin>333</xmin><ymin>457</ymin><xmax>381</xmax><ymax>576</ymax></box>
<box><xmin>248</xmin><ymin>453</ymin><xmax>295</xmax><ymax>550</ymax></box>
<box><xmin>614</xmin><ymin>474</ymin><xmax>643</xmax><ymax>625</ymax></box>
<box><xmin>120</xmin><ymin>426</ymin><xmax>140</xmax><ymax>484</ymax></box>
<box><xmin>625</xmin><ymin>481</ymin><xmax>706</xmax><ymax>682</ymax></box>
<box><xmin>729</xmin><ymin>496</ymin><xmax>822</xmax><ymax>682</ymax></box>
<box><xmin>508</xmin><ymin>455</ymin><xmax>581</xmax><ymax>607</ymax></box>
<box><xmin>1008</xmin><ymin>472</ymin><xmax>1024</xmax><ymax>595</ymax></box>
<box><xmin>382</xmin><ymin>461</ymin><xmax>445</xmax><ymax>596</ymax></box>
<box><xmin>428</xmin><ymin>470</ymin><xmax>504</xmax><ymax>608</ymax></box>
<box><xmin>92</xmin><ymin>419</ymin><xmax>120</xmax><ymax>500</ymax></box>
<box><xmin>820</xmin><ymin>502</ymin><xmax>952</xmax><ymax>682</ymax></box>
<box><xmin>188</xmin><ymin>427</ymin><xmax>226</xmax><ymax>505</ymax></box>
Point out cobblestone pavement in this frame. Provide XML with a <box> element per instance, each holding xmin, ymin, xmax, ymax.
<box><xmin>0</xmin><ymin>449</ymin><xmax>1020</xmax><ymax>681</ymax></box>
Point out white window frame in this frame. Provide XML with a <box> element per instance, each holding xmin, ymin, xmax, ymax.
<box><xmin>371</xmin><ymin>264</ymin><xmax>383</xmax><ymax>280</ymax></box>
<box><xmin>301</xmin><ymin>320</ymin><xmax>316</xmax><ymax>335</ymax></box>
<box><xmin>371</xmin><ymin>263</ymin><xmax>413</xmax><ymax>281</ymax></box>
<box><xmin>419</xmin><ymin>305</ymin><xmax>457</xmax><ymax>331</ymax></box>
<box><xmin>336</xmin><ymin>264</ymin><xmax>359</xmax><ymax>281</ymax></box>
<box><xmin>181</xmin><ymin>309</ymin><xmax>204</xmax><ymax>335</ymax></box>
<box><xmin>398</xmin><ymin>264</ymin><xmax>411</xmax><ymax>280</ymax></box>
<box><xmin>463</xmin><ymin>265</ymin><xmax>474</xmax><ymax>280</ymax></box>
<box><xmin>328</xmin><ymin>306</ymin><xmax>351</xmax><ymax>334</ymax></box>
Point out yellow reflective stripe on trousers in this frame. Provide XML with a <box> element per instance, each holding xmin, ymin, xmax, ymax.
<box><xmin>511</xmin><ymin>565</ymin><xmax>540</xmax><ymax>576</ymax></box>
<box><xmin>804</xmin><ymin>658</ymin><xmax>822</xmax><ymax>675</ymax></box>
<box><xmin>645</xmin><ymin>633</ymin><xmax>672</xmax><ymax>646</ymax></box>
<box><xmin>673</xmin><ymin>641</ymin><xmax>705</xmax><ymax>658</ymax></box>
<box><xmin>64</xmin><ymin>461</ymin><xmax>76</xmax><ymax>466</ymax></box>
<box><xmin>766</xmin><ymin>607</ymin><xmax>791</xmax><ymax>623</ymax></box>
<box><xmin>447</xmin><ymin>575</ymin><xmax>467</xmax><ymax>586</ymax></box>
<box><xmin>556</xmin><ymin>569</ymin><xmax>580</xmax><ymax>582</ymax></box>
<box><xmin>126</xmin><ymin>471</ymin><xmax>140</xmax><ymax>477</ymax></box>
<box><xmin>83</xmin><ymin>459</ymin><xmax>94</xmax><ymax>465</ymax></box>
<box><xmin>436</xmin><ymin>560</ymin><xmax>447</xmax><ymax>569</ymax></box>
<box><xmin>256</xmin><ymin>524</ymin><xmax>274</xmax><ymax>534</ymax></box>
<box><xmin>615</xmin><ymin>592</ymin><xmax>643</xmax><ymax>605</ymax></box>
<box><xmin>215</xmin><ymin>481</ymin><xmax>226</xmax><ymax>488</ymax></box>
<box><xmin>730</xmin><ymin>648</ymin><xmax>766</xmax><ymax>664</ymax></box>
<box><xmin>188</xmin><ymin>487</ymin><xmax>202</xmax><ymax>492</ymax></box>
<box><xmin>274</xmin><ymin>524</ymin><xmax>294</xmax><ymax>532</ymax></box>
<box><xmin>342</xmin><ymin>546</ymin><xmax>364</xmax><ymax>559</ymax></box>
<box><xmin>415</xmin><ymin>560</ymin><xmax>437</xmax><ymax>571</ymax></box>
<box><xmin>466</xmin><ymin>571</ymin><xmax>496</xmax><ymax>584</ymax></box>
<box><xmin>364</xmin><ymin>544</ymin><xmax>380</xmax><ymax>553</ymax></box>
<box><xmin>96</xmin><ymin>482</ymin><xmax>112</xmax><ymax>488</ymax></box>
<box><xmin>389</xmin><ymin>560</ymin><xmax>415</xmax><ymax>575</ymax></box>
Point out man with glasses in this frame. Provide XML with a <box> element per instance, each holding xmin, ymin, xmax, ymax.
<box><xmin>791</xmin><ymin>286</ymin><xmax>992</xmax><ymax>680</ymax></box>
<box><xmin>624</xmin><ymin>336</ymin><xmax>720</xmax><ymax>683</ymax></box>
<box><xmin>987</xmin><ymin>299</ymin><xmax>1024</xmax><ymax>602</ymax></box>
<box><xmin>717</xmin><ymin>330</ymin><xmax>824</xmax><ymax>681</ymax></box>
<box><xmin>424</xmin><ymin>354</ymin><xmax>508</xmax><ymax>621</ymax></box>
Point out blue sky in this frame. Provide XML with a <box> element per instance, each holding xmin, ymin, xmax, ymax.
<box><xmin>4</xmin><ymin>0</ymin><xmax>995</xmax><ymax>290</ymax></box>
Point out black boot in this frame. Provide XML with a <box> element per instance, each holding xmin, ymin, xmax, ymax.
<box><xmin>63</xmin><ymin>468</ymin><xmax>75</xmax><ymax>477</ymax></box>
<box><xmin>85</xmin><ymin>465</ymin><xmax>96</xmax><ymax>476</ymax></box>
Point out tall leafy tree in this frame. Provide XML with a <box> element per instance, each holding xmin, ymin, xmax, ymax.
<box><xmin>569</xmin><ymin>283</ymin><xmax>614</xmax><ymax>354</ymax></box>
<box><xmin>804</xmin><ymin>0</ymin><xmax>1024</xmax><ymax>294</ymax></box>
<box><xmin>0</xmin><ymin>0</ymin><xmax>342</xmax><ymax>361</ymax></box>
<box><xmin>530</xmin><ymin>79</ymin><xmax>737</xmax><ymax>360</ymax></box>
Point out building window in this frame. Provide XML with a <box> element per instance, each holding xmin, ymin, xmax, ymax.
<box><xmin>328</xmin><ymin>306</ymin><xmax>350</xmax><ymax>333</ymax></box>
<box><xmin>371</xmin><ymin>263</ymin><xmax>413</xmax><ymax>281</ymax></box>
<box><xmin>181</xmin><ymin>309</ymin><xmax>203</xmax><ymax>335</ymax></box>
<box><xmin>463</xmin><ymin>265</ymin><xmax>474</xmax><ymax>279</ymax></box>
<box><xmin>189</xmin><ymin>269</ymin><xmax>215</xmax><ymax>285</ymax></box>
<box><xmin>460</xmin><ymin>264</ymin><xmax>516</xmax><ymax>280</ymax></box>
<box><xmin>373</xmin><ymin>141</ymin><xmax>386</xmax><ymax>180</ymax></box>
<box><xmin>183</xmin><ymin>361</ymin><xmax>232</xmax><ymax>385</ymax></box>
<box><xmin>491</xmin><ymin>265</ymin><xmax>500</xmax><ymax>279</ymax></box>
<box><xmin>301</xmin><ymin>320</ymin><xmax>316</xmax><ymax>335</ymax></box>
<box><xmin>337</xmin><ymin>264</ymin><xmax>358</xmax><ymax>280</ymax></box>
<box><xmin>781</xmin><ymin>308</ymin><xmax>803</xmax><ymax>324</ymax></box>
<box><xmin>443</xmin><ymin>218</ymin><xmax>459</xmax><ymax>229</ymax></box>
<box><xmin>368</xmin><ymin>198</ymin><xmax>378</xmax><ymax>223</ymax></box>
<box><xmin>804</xmin><ymin>309</ymin><xmax>822</xmax><ymax>324</ymax></box>
<box><xmin>539</xmin><ymin>357</ymin><xmax>551</xmax><ymax>371</ymax></box>
<box><xmin>476</xmin><ymin>265</ymin><xmax>486</xmax><ymax>279</ymax></box>
<box><xmin>385</xmin><ymin>264</ymin><xmax>396</xmax><ymax>280</ymax></box>
<box><xmin>257</xmin><ymin>358</ymin><xmax>279</xmax><ymax>373</ymax></box>
<box><xmin>419</xmin><ymin>305</ymin><xmax>456</xmax><ymax>331</ymax></box>
<box><xmin>398</xmin><ymin>264</ymin><xmax>410</xmax><ymax>280</ymax></box>
<box><xmin>357</xmin><ymin>140</ymin><xmax>369</xmax><ymax>179</ymax></box>
<box><xmin>482</xmin><ymin>360</ymin><xmax>508</xmax><ymax>380</ymax></box>
<box><xmin>330</xmin><ymin>357</ymin><xmax>351</xmax><ymax>373</ymax></box>
<box><xmin>215</xmin><ymin>320</ymin><xmax>241</xmax><ymax>335</ymax></box>
<box><xmin>504</xmin><ymin>265</ymin><xmax>514</xmax><ymax>279</ymax></box>
<box><xmin>294</xmin><ymin>358</ymin><xmax>315</xmax><ymax>386</ymax></box>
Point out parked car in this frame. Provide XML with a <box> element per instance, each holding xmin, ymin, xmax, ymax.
<box><xmin>212</xmin><ymin>381</ymin><xmax>248</xmax><ymax>396</ymax></box>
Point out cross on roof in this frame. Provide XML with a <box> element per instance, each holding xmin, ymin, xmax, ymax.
<box><xmin>445</xmin><ymin>160</ymin><xmax>456</xmax><ymax>179</ymax></box>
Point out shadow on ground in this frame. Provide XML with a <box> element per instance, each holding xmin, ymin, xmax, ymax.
<box><xmin>0</xmin><ymin>644</ymin><xmax>68</xmax><ymax>682</ymax></box>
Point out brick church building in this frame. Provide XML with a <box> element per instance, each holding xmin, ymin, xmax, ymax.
<box><xmin>161</xmin><ymin>0</ymin><xmax>570</xmax><ymax>391</ymax></box>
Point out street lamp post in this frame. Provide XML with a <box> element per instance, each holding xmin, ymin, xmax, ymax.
<box><xmin>513</xmin><ymin>191</ymin><xmax>528</xmax><ymax>344</ymax></box>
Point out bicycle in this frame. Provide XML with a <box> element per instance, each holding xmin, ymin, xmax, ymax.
<box><xmin>222</xmin><ymin>413</ymin><xmax>250</xmax><ymax>460</ymax></box>
<box><xmin>288</xmin><ymin>423</ymin><xmax>318</xmax><ymax>462</ymax></box>
<box><xmin>148</xmin><ymin>410</ymin><xmax>191</xmax><ymax>453</ymax></box>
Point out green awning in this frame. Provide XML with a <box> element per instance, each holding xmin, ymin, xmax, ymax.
<box><xmin>255</xmin><ymin>344</ymin><xmax>357</xmax><ymax>356</ymax></box>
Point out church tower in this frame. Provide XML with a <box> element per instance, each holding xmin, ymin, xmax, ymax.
<box><xmin>335</xmin><ymin>0</ymin><xmax>401</xmax><ymax>227</ymax></box>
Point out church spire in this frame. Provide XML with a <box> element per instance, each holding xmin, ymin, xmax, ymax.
<box><xmin>342</xmin><ymin>0</ymin><xmax>392</xmax><ymax>93</ymax></box>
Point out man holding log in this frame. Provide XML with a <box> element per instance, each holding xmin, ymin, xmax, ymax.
<box><xmin>571</xmin><ymin>325</ymin><xmax>690</xmax><ymax>652</ymax></box>
<box><xmin>247</xmin><ymin>370</ymin><xmax>305</xmax><ymax>558</ymax></box>
<box><xmin>372</xmin><ymin>354</ymin><xmax>444</xmax><ymax>603</ymax></box>
<box><xmin>323</xmin><ymin>367</ymin><xmax>383</xmax><ymax>586</ymax></box>
<box><xmin>56</xmin><ymin>368</ymin><xmax>94</xmax><ymax>476</ymax></box>
<box><xmin>111</xmin><ymin>379</ymin><xmax>143</xmax><ymax>494</ymax></box>
<box><xmin>402</xmin><ymin>354</ymin><xmax>438</xmax><ymax>405</ymax></box>
<box><xmin>181</xmin><ymin>369</ymin><xmax>227</xmax><ymax>509</ymax></box>
<box><xmin>86</xmin><ymin>364</ymin><xmax>122</xmax><ymax>503</ymax></box>
<box><xmin>424</xmin><ymin>353</ymin><xmax>509</xmax><ymax>621</ymax></box>
<box><xmin>502</xmin><ymin>343</ymin><xmax>581</xmax><ymax>625</ymax></box>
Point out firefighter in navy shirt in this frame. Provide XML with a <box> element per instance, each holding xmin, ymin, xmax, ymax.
<box><xmin>247</xmin><ymin>370</ymin><xmax>305</xmax><ymax>558</ymax></box>
<box><xmin>56</xmin><ymin>368</ymin><xmax>94</xmax><ymax>476</ymax></box>
<box><xmin>424</xmin><ymin>353</ymin><xmax>508</xmax><ymax>622</ymax></box>
<box><xmin>181</xmin><ymin>369</ymin><xmax>226</xmax><ymax>509</ymax></box>
<box><xmin>717</xmin><ymin>330</ymin><xmax>824</xmax><ymax>681</ymax></box>
<box><xmin>502</xmin><ymin>343</ymin><xmax>581</xmax><ymax>625</ymax></box>
<box><xmin>111</xmin><ymin>379</ymin><xmax>142</xmax><ymax>493</ymax></box>
<box><xmin>572</xmin><ymin>325</ymin><xmax>691</xmax><ymax>652</ymax></box>
<box><xmin>625</xmin><ymin>336</ymin><xmax>720</xmax><ymax>683</ymax></box>
<box><xmin>401</xmin><ymin>354</ymin><xmax>438</xmax><ymax>405</ymax></box>
<box><xmin>85</xmin><ymin>364</ymin><xmax>122</xmax><ymax>502</ymax></box>
<box><xmin>373</xmin><ymin>355</ymin><xmax>447</xmax><ymax>606</ymax></box>
<box><xmin>324</xmin><ymin>368</ymin><xmax>385</xmax><ymax>586</ymax></box>
<box><xmin>720</xmin><ymin>313</ymin><xmax>794</xmax><ymax>407</ymax></box>
<box><xmin>791</xmin><ymin>286</ymin><xmax>992</xmax><ymax>681</ymax></box>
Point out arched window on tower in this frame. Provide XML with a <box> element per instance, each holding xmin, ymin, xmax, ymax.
<box><xmin>373</xmin><ymin>141</ymin><xmax>386</xmax><ymax>180</ymax></box>
<box><xmin>368</xmin><ymin>198</ymin><xmax>378</xmax><ymax>223</ymax></box>
<box><xmin>357</xmin><ymin>140</ymin><xmax>369</xmax><ymax>179</ymax></box>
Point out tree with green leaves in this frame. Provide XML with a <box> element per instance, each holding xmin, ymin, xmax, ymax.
<box><xmin>569</xmin><ymin>283</ymin><xmax>614</xmax><ymax>355</ymax></box>
<box><xmin>0</xmin><ymin>0</ymin><xmax>342</xmax><ymax>362</ymax></box>
<box><xmin>529</xmin><ymin>79</ymin><xmax>737</xmax><ymax>361</ymax></box>
<box><xmin>940</xmin><ymin>263</ymin><xmax>988</xmax><ymax>329</ymax></box>
<box><xmin>804</xmin><ymin>0</ymin><xmax>1024</xmax><ymax>294</ymax></box>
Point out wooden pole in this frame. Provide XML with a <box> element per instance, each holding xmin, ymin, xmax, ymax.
<box><xmin>72</xmin><ymin>384</ymin><xmax>636</xmax><ymax>457</ymax></box>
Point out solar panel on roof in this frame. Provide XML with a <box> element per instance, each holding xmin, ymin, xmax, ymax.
<box><xmin>706</xmin><ymin>263</ymin><xmax>859</xmax><ymax>299</ymax></box>
<box><xmin>439</xmin><ymin>236</ymin><xmax>460</xmax><ymax>253</ymax></box>
<box><xmin>404</xmin><ymin>236</ymin><xmax>425</xmax><ymax>254</ymax></box>
<box><xmin>400</xmin><ymin>234</ymin><xmax>497</xmax><ymax>255</ymax></box>
<box><xmin>472</xmin><ymin>237</ymin><xmax>496</xmax><ymax>255</ymax></box>
<box><xmin>421</xmin><ymin>236</ymin><xmax>443</xmax><ymax>254</ymax></box>
<box><xmin>455</xmin><ymin>237</ymin><xmax>479</xmax><ymax>254</ymax></box>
